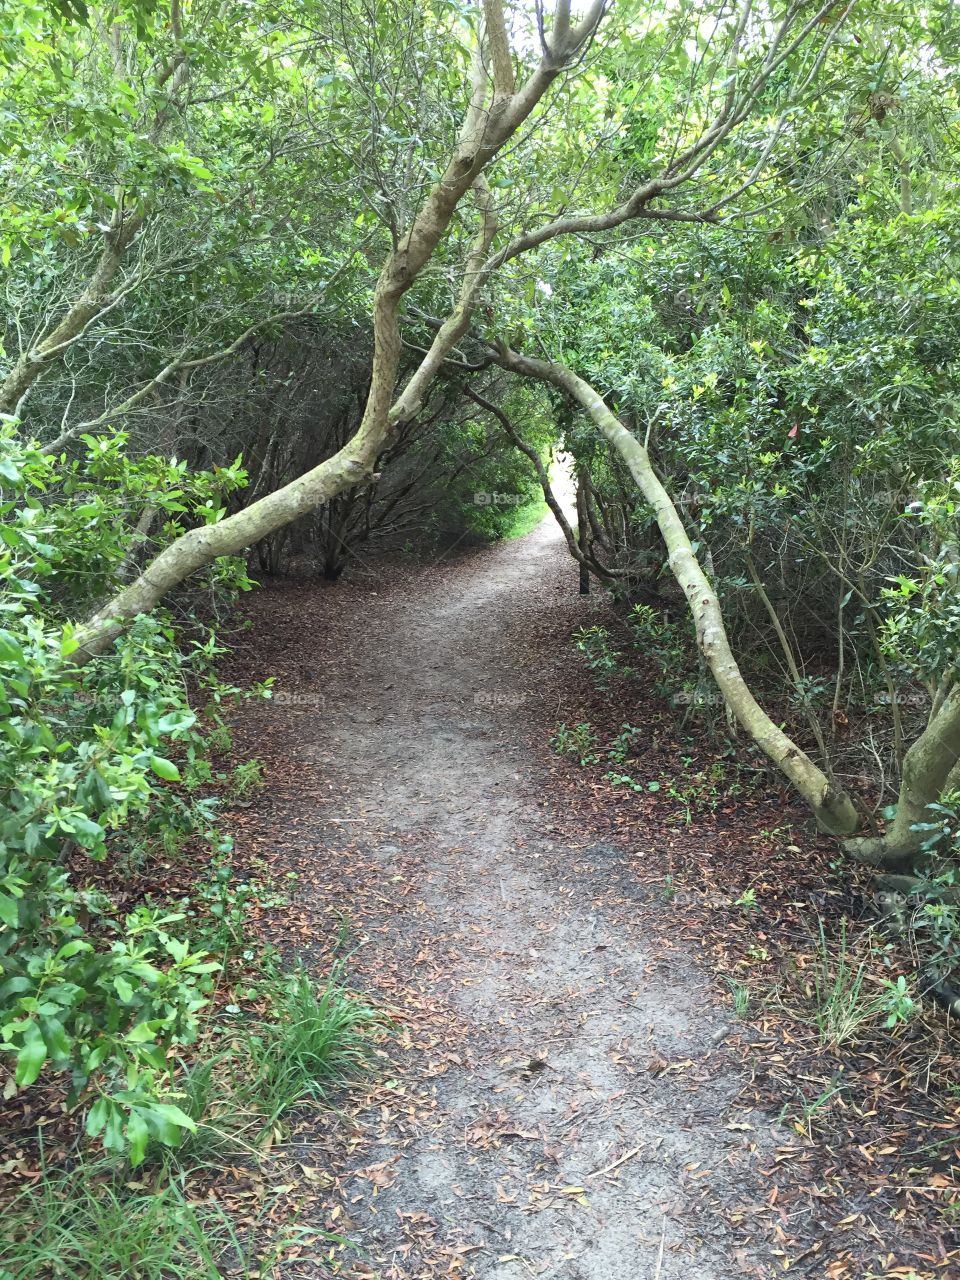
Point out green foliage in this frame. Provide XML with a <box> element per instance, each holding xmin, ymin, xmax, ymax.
<box><xmin>627</xmin><ymin>605</ymin><xmax>696</xmax><ymax>703</ymax></box>
<box><xmin>802</xmin><ymin>920</ymin><xmax>916</xmax><ymax>1048</ymax></box>
<box><xmin>550</xmin><ymin>721</ymin><xmax>600</xmax><ymax>767</ymax></box>
<box><xmin>879</xmin><ymin>975</ymin><xmax>916</xmax><ymax>1028</ymax></box>
<box><xmin>0</xmin><ymin>1160</ymin><xmax>252</xmax><ymax>1280</ymax></box>
<box><xmin>605</xmin><ymin>772</ymin><xmax>660</xmax><ymax>795</ymax></box>
<box><xmin>725</xmin><ymin>977</ymin><xmax>750</xmax><ymax>1017</ymax></box>
<box><xmin>880</xmin><ymin>476</ymin><xmax>960</xmax><ymax>682</ymax></box>
<box><xmin>226</xmin><ymin>758</ymin><xmax>265</xmax><ymax>803</ymax></box>
<box><xmin>572</xmin><ymin>624</ymin><xmax>631</xmax><ymax>690</ymax></box>
<box><xmin>901</xmin><ymin>794</ymin><xmax>960</xmax><ymax>998</ymax></box>
<box><xmin>734</xmin><ymin>888</ymin><xmax>759</xmax><ymax>916</ymax></box>
<box><xmin>241</xmin><ymin>965</ymin><xmax>380</xmax><ymax>1130</ymax></box>
<box><xmin>534</xmin><ymin>197</ymin><xmax>960</xmax><ymax>801</ymax></box>
<box><xmin>0</xmin><ymin>429</ymin><xmax>262</xmax><ymax>1159</ymax></box>
<box><xmin>0</xmin><ymin>956</ymin><xmax>377</xmax><ymax>1273</ymax></box>
<box><xmin>439</xmin><ymin>415</ymin><xmax>551</xmax><ymax>543</ymax></box>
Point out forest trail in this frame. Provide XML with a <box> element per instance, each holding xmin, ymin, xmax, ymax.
<box><xmin>230</xmin><ymin>517</ymin><xmax>775</xmax><ymax>1280</ymax></box>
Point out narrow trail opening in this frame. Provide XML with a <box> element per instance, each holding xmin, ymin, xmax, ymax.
<box><xmin>229</xmin><ymin>518</ymin><xmax>776</xmax><ymax>1280</ymax></box>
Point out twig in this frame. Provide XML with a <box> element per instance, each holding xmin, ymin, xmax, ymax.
<box><xmin>586</xmin><ymin>1145</ymin><xmax>642</xmax><ymax>1180</ymax></box>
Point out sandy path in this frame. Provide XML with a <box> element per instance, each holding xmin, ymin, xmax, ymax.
<box><xmin>232</xmin><ymin>519</ymin><xmax>774</xmax><ymax>1279</ymax></box>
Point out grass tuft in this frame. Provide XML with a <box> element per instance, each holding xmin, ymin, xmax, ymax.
<box><xmin>243</xmin><ymin>964</ymin><xmax>381</xmax><ymax>1127</ymax></box>
<box><xmin>0</xmin><ymin>1161</ymin><xmax>246</xmax><ymax>1280</ymax></box>
<box><xmin>805</xmin><ymin>919</ymin><xmax>882</xmax><ymax>1048</ymax></box>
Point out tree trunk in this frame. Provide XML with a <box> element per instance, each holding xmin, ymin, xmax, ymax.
<box><xmin>844</xmin><ymin>690</ymin><xmax>960</xmax><ymax>868</ymax></box>
<box><xmin>70</xmin><ymin>0</ymin><xmax>608</xmax><ymax>661</ymax></box>
<box><xmin>496</xmin><ymin>347</ymin><xmax>860</xmax><ymax>837</ymax></box>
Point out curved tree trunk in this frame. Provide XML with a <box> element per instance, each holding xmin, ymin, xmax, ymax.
<box><xmin>844</xmin><ymin>690</ymin><xmax>960</xmax><ymax>868</ymax></box>
<box><xmin>71</xmin><ymin>0</ymin><xmax>608</xmax><ymax>660</ymax></box>
<box><xmin>496</xmin><ymin>347</ymin><xmax>860</xmax><ymax>837</ymax></box>
<box><xmin>66</xmin><ymin>0</ymin><xmax>846</xmax><ymax>667</ymax></box>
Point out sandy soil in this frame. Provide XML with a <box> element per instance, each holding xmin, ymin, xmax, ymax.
<box><xmin>229</xmin><ymin>518</ymin><xmax>779</xmax><ymax>1279</ymax></box>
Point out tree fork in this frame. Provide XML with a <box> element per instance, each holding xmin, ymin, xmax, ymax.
<box><xmin>70</xmin><ymin>0</ymin><xmax>609</xmax><ymax>660</ymax></box>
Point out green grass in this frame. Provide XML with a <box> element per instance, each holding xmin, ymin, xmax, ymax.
<box><xmin>169</xmin><ymin>1050</ymin><xmax>258</xmax><ymax>1167</ymax></box>
<box><xmin>725</xmin><ymin>976</ymin><xmax>750</xmax><ymax>1016</ymax></box>
<box><xmin>0</xmin><ymin>1162</ymin><xmax>247</xmax><ymax>1280</ymax></box>
<box><xmin>169</xmin><ymin>962</ymin><xmax>382</xmax><ymax>1162</ymax></box>
<box><xmin>805</xmin><ymin>919</ymin><xmax>882</xmax><ymax>1048</ymax></box>
<box><xmin>502</xmin><ymin>494</ymin><xmax>549</xmax><ymax>540</ymax></box>
<box><xmin>242</xmin><ymin>964</ymin><xmax>381</xmax><ymax>1128</ymax></box>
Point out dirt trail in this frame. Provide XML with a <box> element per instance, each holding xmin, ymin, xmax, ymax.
<box><xmin>232</xmin><ymin>519</ymin><xmax>776</xmax><ymax>1279</ymax></box>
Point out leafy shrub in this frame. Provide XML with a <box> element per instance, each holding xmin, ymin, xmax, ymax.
<box><xmin>550</xmin><ymin>721</ymin><xmax>600</xmax><ymax>766</ymax></box>
<box><xmin>627</xmin><ymin>604</ymin><xmax>695</xmax><ymax>702</ymax></box>
<box><xmin>226</xmin><ymin>758</ymin><xmax>265</xmax><ymax>802</ymax></box>
<box><xmin>898</xmin><ymin>794</ymin><xmax>960</xmax><ymax>1003</ymax></box>
<box><xmin>0</xmin><ymin>428</ymin><xmax>264</xmax><ymax>1160</ymax></box>
<box><xmin>572</xmin><ymin>624</ymin><xmax>629</xmax><ymax>689</ymax></box>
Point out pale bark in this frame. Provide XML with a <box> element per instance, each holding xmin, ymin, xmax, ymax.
<box><xmin>495</xmin><ymin>347</ymin><xmax>860</xmax><ymax>836</ymax></box>
<box><xmin>72</xmin><ymin>0</ymin><xmax>607</xmax><ymax>660</ymax></box>
<box><xmin>845</xmin><ymin>690</ymin><xmax>960</xmax><ymax>868</ymax></box>
<box><xmin>69</xmin><ymin>0</ymin><xmax>847</xmax><ymax>662</ymax></box>
<box><xmin>0</xmin><ymin>212</ymin><xmax>143</xmax><ymax>418</ymax></box>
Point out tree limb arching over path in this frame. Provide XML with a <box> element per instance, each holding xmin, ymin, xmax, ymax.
<box><xmin>72</xmin><ymin>0</ymin><xmax>851</xmax><ymax>660</ymax></box>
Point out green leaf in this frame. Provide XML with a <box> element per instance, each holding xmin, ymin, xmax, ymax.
<box><xmin>113</xmin><ymin>975</ymin><xmax>134</xmax><ymax>1002</ymax></box>
<box><xmin>157</xmin><ymin>710</ymin><xmax>196</xmax><ymax>734</ymax></box>
<box><xmin>0</xmin><ymin>630</ymin><xmax>24</xmax><ymax>664</ymax></box>
<box><xmin>149</xmin><ymin>756</ymin><xmax>180</xmax><ymax>781</ymax></box>
<box><xmin>127</xmin><ymin>1108</ymin><xmax>150</xmax><ymax>1167</ymax></box>
<box><xmin>125</xmin><ymin>1021</ymin><xmax>158</xmax><ymax>1043</ymax></box>
<box><xmin>103</xmin><ymin>1101</ymin><xmax>125</xmax><ymax>1153</ymax></box>
<box><xmin>86</xmin><ymin>1095</ymin><xmax>110</xmax><ymax>1137</ymax></box>
<box><xmin>15</xmin><ymin>1023</ymin><xmax>47</xmax><ymax>1087</ymax></box>
<box><xmin>0</xmin><ymin>893</ymin><xmax>19</xmax><ymax>928</ymax></box>
<box><xmin>146</xmin><ymin>1102</ymin><xmax>196</xmax><ymax>1133</ymax></box>
<box><xmin>56</xmin><ymin>939</ymin><xmax>93</xmax><ymax>961</ymax></box>
<box><xmin>40</xmin><ymin>1016</ymin><xmax>72</xmax><ymax>1062</ymax></box>
<box><xmin>0</xmin><ymin>976</ymin><xmax>32</xmax><ymax>1001</ymax></box>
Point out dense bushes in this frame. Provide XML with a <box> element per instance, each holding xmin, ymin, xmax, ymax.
<box><xmin>535</xmin><ymin>210</ymin><xmax>960</xmax><ymax>817</ymax></box>
<box><xmin>0</xmin><ymin>424</ymin><xmax>383</xmax><ymax>1164</ymax></box>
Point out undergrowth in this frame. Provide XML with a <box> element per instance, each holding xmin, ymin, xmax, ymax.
<box><xmin>0</xmin><ymin>1159</ymin><xmax>255</xmax><ymax>1280</ymax></box>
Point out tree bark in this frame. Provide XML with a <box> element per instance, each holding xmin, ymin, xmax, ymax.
<box><xmin>844</xmin><ymin>690</ymin><xmax>960</xmax><ymax>868</ymax></box>
<box><xmin>71</xmin><ymin>0</ymin><xmax>608</xmax><ymax>660</ymax></box>
<box><xmin>67</xmin><ymin>0</ymin><xmax>847</xmax><ymax>662</ymax></box>
<box><xmin>495</xmin><ymin>347</ymin><xmax>860</xmax><ymax>836</ymax></box>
